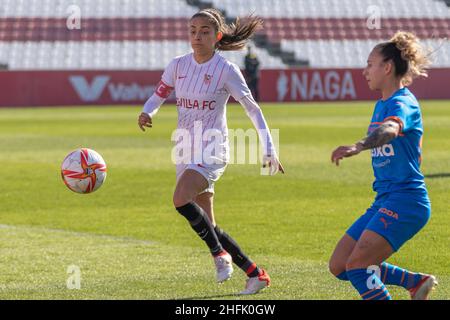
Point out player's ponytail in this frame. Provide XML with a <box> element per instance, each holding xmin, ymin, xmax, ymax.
<box><xmin>191</xmin><ymin>8</ymin><xmax>263</xmax><ymax>51</ymax></box>
<box><xmin>376</xmin><ymin>31</ymin><xmax>431</xmax><ymax>86</ymax></box>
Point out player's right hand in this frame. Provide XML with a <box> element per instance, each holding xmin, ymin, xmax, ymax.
<box><xmin>138</xmin><ymin>112</ymin><xmax>152</xmax><ymax>131</ymax></box>
<box><xmin>262</xmin><ymin>154</ymin><xmax>285</xmax><ymax>175</ymax></box>
<box><xmin>331</xmin><ymin>143</ymin><xmax>363</xmax><ymax>166</ymax></box>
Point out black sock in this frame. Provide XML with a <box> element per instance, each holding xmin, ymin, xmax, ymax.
<box><xmin>214</xmin><ymin>226</ymin><xmax>261</xmax><ymax>277</ymax></box>
<box><xmin>176</xmin><ymin>202</ymin><xmax>224</xmax><ymax>256</ymax></box>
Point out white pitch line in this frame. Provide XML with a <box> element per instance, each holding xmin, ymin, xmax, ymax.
<box><xmin>0</xmin><ymin>224</ymin><xmax>158</xmax><ymax>246</ymax></box>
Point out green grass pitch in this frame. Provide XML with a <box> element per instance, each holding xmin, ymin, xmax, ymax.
<box><xmin>0</xmin><ymin>101</ymin><xmax>448</xmax><ymax>299</ymax></box>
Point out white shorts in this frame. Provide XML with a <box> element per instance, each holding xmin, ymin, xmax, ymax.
<box><xmin>175</xmin><ymin>163</ymin><xmax>227</xmax><ymax>194</ymax></box>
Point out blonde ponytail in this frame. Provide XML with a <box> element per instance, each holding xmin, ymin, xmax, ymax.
<box><xmin>390</xmin><ymin>31</ymin><xmax>431</xmax><ymax>85</ymax></box>
<box><xmin>376</xmin><ymin>31</ymin><xmax>431</xmax><ymax>85</ymax></box>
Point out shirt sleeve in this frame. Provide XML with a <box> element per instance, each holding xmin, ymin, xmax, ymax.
<box><xmin>238</xmin><ymin>94</ymin><xmax>277</xmax><ymax>156</ymax></box>
<box><xmin>224</xmin><ymin>63</ymin><xmax>252</xmax><ymax>101</ymax></box>
<box><xmin>384</xmin><ymin>98</ymin><xmax>416</xmax><ymax>133</ymax></box>
<box><xmin>160</xmin><ymin>58</ymin><xmax>178</xmax><ymax>88</ymax></box>
<box><xmin>142</xmin><ymin>93</ymin><xmax>166</xmax><ymax>118</ymax></box>
<box><xmin>141</xmin><ymin>58</ymin><xmax>178</xmax><ymax>117</ymax></box>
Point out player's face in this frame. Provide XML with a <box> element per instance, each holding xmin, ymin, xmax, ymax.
<box><xmin>363</xmin><ymin>49</ymin><xmax>388</xmax><ymax>91</ymax></box>
<box><xmin>189</xmin><ymin>17</ymin><xmax>218</xmax><ymax>55</ymax></box>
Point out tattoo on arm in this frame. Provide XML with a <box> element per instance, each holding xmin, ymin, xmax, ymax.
<box><xmin>358</xmin><ymin>121</ymin><xmax>400</xmax><ymax>150</ymax></box>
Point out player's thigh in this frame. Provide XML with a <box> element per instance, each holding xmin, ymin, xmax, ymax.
<box><xmin>173</xmin><ymin>169</ymin><xmax>209</xmax><ymax>206</ymax></box>
<box><xmin>195</xmin><ymin>192</ymin><xmax>215</xmax><ymax>226</ymax></box>
<box><xmin>346</xmin><ymin>230</ymin><xmax>394</xmax><ymax>271</ymax></box>
<box><xmin>329</xmin><ymin>234</ymin><xmax>356</xmax><ymax>276</ymax></box>
<box><xmin>365</xmin><ymin>193</ymin><xmax>431</xmax><ymax>252</ymax></box>
<box><xmin>330</xmin><ymin>206</ymin><xmax>378</xmax><ymax>275</ymax></box>
<box><xmin>345</xmin><ymin>204</ymin><xmax>380</xmax><ymax>244</ymax></box>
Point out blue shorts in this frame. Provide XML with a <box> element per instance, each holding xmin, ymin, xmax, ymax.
<box><xmin>346</xmin><ymin>191</ymin><xmax>431</xmax><ymax>252</ymax></box>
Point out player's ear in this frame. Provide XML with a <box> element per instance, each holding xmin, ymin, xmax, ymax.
<box><xmin>216</xmin><ymin>31</ymin><xmax>223</xmax><ymax>41</ymax></box>
<box><xmin>384</xmin><ymin>60</ymin><xmax>393</xmax><ymax>75</ymax></box>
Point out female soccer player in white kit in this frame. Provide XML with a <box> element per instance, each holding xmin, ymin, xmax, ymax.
<box><xmin>138</xmin><ymin>8</ymin><xmax>284</xmax><ymax>295</ymax></box>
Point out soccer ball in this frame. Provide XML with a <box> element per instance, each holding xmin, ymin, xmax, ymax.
<box><xmin>61</xmin><ymin>148</ymin><xmax>107</xmax><ymax>194</ymax></box>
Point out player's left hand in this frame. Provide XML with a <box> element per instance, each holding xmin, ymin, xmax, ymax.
<box><xmin>138</xmin><ymin>112</ymin><xmax>153</xmax><ymax>131</ymax></box>
<box><xmin>331</xmin><ymin>143</ymin><xmax>363</xmax><ymax>166</ymax></box>
<box><xmin>262</xmin><ymin>154</ymin><xmax>285</xmax><ymax>175</ymax></box>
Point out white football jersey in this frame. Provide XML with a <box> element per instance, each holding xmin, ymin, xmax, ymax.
<box><xmin>156</xmin><ymin>52</ymin><xmax>251</xmax><ymax>165</ymax></box>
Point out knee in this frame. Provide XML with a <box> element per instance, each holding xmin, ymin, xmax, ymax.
<box><xmin>329</xmin><ymin>258</ymin><xmax>346</xmax><ymax>279</ymax></box>
<box><xmin>173</xmin><ymin>187</ymin><xmax>192</xmax><ymax>208</ymax></box>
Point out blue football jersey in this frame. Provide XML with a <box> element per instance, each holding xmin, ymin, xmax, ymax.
<box><xmin>368</xmin><ymin>87</ymin><xmax>427</xmax><ymax>194</ymax></box>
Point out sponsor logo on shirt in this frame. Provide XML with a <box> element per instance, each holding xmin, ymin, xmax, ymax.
<box><xmin>176</xmin><ymin>98</ymin><xmax>216</xmax><ymax>110</ymax></box>
<box><xmin>373</xmin><ymin>159</ymin><xmax>391</xmax><ymax>168</ymax></box>
<box><xmin>371</xmin><ymin>144</ymin><xmax>395</xmax><ymax>157</ymax></box>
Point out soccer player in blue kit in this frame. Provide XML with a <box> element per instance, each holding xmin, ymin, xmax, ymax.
<box><xmin>329</xmin><ymin>32</ymin><xmax>438</xmax><ymax>300</ymax></box>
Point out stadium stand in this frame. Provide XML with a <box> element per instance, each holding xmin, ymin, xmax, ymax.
<box><xmin>210</xmin><ymin>0</ymin><xmax>449</xmax><ymax>68</ymax></box>
<box><xmin>0</xmin><ymin>0</ymin><xmax>286</xmax><ymax>69</ymax></box>
<box><xmin>210</xmin><ymin>0</ymin><xmax>450</xmax><ymax>18</ymax></box>
<box><xmin>0</xmin><ymin>40</ymin><xmax>286</xmax><ymax>70</ymax></box>
<box><xmin>0</xmin><ymin>0</ymin><xmax>448</xmax><ymax>69</ymax></box>
<box><xmin>0</xmin><ymin>0</ymin><xmax>197</xmax><ymax>18</ymax></box>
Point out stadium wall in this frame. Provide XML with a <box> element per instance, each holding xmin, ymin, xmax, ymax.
<box><xmin>0</xmin><ymin>68</ymin><xmax>448</xmax><ymax>107</ymax></box>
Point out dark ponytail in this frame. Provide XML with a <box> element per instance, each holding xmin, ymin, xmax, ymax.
<box><xmin>190</xmin><ymin>8</ymin><xmax>263</xmax><ymax>51</ymax></box>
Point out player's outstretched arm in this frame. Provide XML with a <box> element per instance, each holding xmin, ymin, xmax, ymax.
<box><xmin>138</xmin><ymin>92</ymin><xmax>168</xmax><ymax>132</ymax></box>
<box><xmin>138</xmin><ymin>60</ymin><xmax>176</xmax><ymax>132</ymax></box>
<box><xmin>238</xmin><ymin>94</ymin><xmax>285</xmax><ymax>175</ymax></box>
<box><xmin>331</xmin><ymin>120</ymin><xmax>400</xmax><ymax>166</ymax></box>
<box><xmin>357</xmin><ymin>120</ymin><xmax>400</xmax><ymax>150</ymax></box>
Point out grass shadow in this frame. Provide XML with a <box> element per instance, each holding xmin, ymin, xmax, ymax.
<box><xmin>171</xmin><ymin>293</ymin><xmax>243</xmax><ymax>300</ymax></box>
<box><xmin>425</xmin><ymin>173</ymin><xmax>450</xmax><ymax>179</ymax></box>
